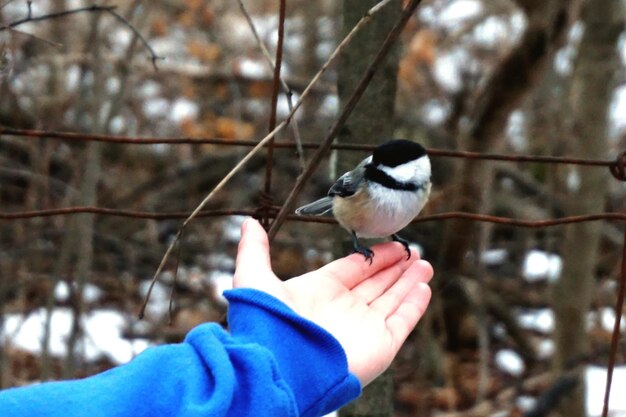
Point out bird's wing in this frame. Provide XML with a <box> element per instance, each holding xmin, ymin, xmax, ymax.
<box><xmin>295</xmin><ymin>156</ymin><xmax>370</xmax><ymax>215</ymax></box>
<box><xmin>328</xmin><ymin>172</ymin><xmax>359</xmax><ymax>197</ymax></box>
<box><xmin>327</xmin><ymin>156</ymin><xmax>370</xmax><ymax>198</ymax></box>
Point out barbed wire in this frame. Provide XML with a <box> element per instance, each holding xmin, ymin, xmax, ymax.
<box><xmin>2</xmin><ymin>206</ymin><xmax>626</xmax><ymax>227</ymax></box>
<box><xmin>1</xmin><ymin>126</ymin><xmax>621</xmax><ymax>168</ymax></box>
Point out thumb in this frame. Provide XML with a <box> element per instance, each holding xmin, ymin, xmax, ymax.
<box><xmin>233</xmin><ymin>217</ymin><xmax>274</xmax><ymax>288</ymax></box>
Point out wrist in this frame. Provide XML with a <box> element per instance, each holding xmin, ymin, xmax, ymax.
<box><xmin>224</xmin><ymin>288</ymin><xmax>361</xmax><ymax>416</ymax></box>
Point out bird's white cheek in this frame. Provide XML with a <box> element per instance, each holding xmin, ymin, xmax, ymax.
<box><xmin>377</xmin><ymin>156</ymin><xmax>431</xmax><ymax>183</ymax></box>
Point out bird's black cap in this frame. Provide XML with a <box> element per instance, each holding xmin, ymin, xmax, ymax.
<box><xmin>372</xmin><ymin>139</ymin><xmax>427</xmax><ymax>167</ymax></box>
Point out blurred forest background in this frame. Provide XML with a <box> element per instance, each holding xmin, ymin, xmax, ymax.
<box><xmin>1</xmin><ymin>0</ymin><xmax>626</xmax><ymax>416</ymax></box>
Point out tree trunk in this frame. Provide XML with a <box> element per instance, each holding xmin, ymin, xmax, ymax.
<box><xmin>336</xmin><ymin>1</ymin><xmax>401</xmax><ymax>416</ymax></box>
<box><xmin>552</xmin><ymin>1</ymin><xmax>621</xmax><ymax>415</ymax></box>
<box><xmin>436</xmin><ymin>0</ymin><xmax>582</xmax><ymax>353</ymax></box>
<box><xmin>63</xmin><ymin>13</ymin><xmax>105</xmax><ymax>377</ymax></box>
<box><xmin>335</xmin><ymin>0</ymin><xmax>401</xmax><ymax>175</ymax></box>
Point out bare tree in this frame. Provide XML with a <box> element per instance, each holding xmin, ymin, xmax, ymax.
<box><xmin>552</xmin><ymin>0</ymin><xmax>622</xmax><ymax>415</ymax></box>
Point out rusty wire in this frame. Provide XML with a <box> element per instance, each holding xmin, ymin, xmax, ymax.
<box><xmin>2</xmin><ymin>206</ymin><xmax>626</xmax><ymax>227</ymax></box>
<box><xmin>0</xmin><ymin>125</ymin><xmax>619</xmax><ymax>166</ymax></box>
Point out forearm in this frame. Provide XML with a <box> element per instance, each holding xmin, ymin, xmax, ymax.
<box><xmin>0</xmin><ymin>288</ymin><xmax>361</xmax><ymax>417</ymax></box>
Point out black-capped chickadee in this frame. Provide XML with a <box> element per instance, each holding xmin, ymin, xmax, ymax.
<box><xmin>295</xmin><ymin>139</ymin><xmax>431</xmax><ymax>263</ymax></box>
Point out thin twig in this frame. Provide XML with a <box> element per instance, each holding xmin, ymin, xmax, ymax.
<box><xmin>262</xmin><ymin>0</ymin><xmax>287</xmax><ymax>228</ymax></box>
<box><xmin>601</xmin><ymin>226</ymin><xmax>626</xmax><ymax>417</ymax></box>
<box><xmin>237</xmin><ymin>0</ymin><xmax>305</xmax><ymax>169</ymax></box>
<box><xmin>2</xmin><ymin>5</ymin><xmax>116</xmax><ymax>29</ymax></box>
<box><xmin>104</xmin><ymin>7</ymin><xmax>163</xmax><ymax>71</ymax></box>
<box><xmin>0</xmin><ymin>4</ymin><xmax>162</xmax><ymax>70</ymax></box>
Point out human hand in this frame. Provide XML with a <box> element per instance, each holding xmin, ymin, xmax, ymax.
<box><xmin>233</xmin><ymin>218</ymin><xmax>433</xmax><ymax>386</ymax></box>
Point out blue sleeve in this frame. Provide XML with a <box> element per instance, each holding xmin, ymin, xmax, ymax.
<box><xmin>0</xmin><ymin>288</ymin><xmax>361</xmax><ymax>417</ymax></box>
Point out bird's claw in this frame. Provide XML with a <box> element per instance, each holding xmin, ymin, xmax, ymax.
<box><xmin>392</xmin><ymin>234</ymin><xmax>411</xmax><ymax>260</ymax></box>
<box><xmin>353</xmin><ymin>245</ymin><xmax>374</xmax><ymax>264</ymax></box>
<box><xmin>350</xmin><ymin>231</ymin><xmax>374</xmax><ymax>264</ymax></box>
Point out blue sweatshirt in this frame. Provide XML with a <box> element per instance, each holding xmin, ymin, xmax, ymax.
<box><xmin>0</xmin><ymin>288</ymin><xmax>362</xmax><ymax>416</ymax></box>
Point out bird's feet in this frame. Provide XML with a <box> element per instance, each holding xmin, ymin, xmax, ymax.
<box><xmin>392</xmin><ymin>234</ymin><xmax>411</xmax><ymax>260</ymax></box>
<box><xmin>351</xmin><ymin>231</ymin><xmax>374</xmax><ymax>264</ymax></box>
<box><xmin>353</xmin><ymin>244</ymin><xmax>374</xmax><ymax>264</ymax></box>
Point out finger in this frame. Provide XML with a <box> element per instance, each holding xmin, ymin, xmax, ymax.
<box><xmin>368</xmin><ymin>260</ymin><xmax>433</xmax><ymax>317</ymax></box>
<box><xmin>317</xmin><ymin>242</ymin><xmax>412</xmax><ymax>289</ymax></box>
<box><xmin>351</xmin><ymin>249</ymin><xmax>418</xmax><ymax>304</ymax></box>
<box><xmin>385</xmin><ymin>282</ymin><xmax>432</xmax><ymax>352</ymax></box>
<box><xmin>233</xmin><ymin>218</ymin><xmax>272</xmax><ymax>288</ymax></box>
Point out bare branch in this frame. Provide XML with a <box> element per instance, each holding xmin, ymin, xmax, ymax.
<box><xmin>262</xmin><ymin>0</ymin><xmax>287</xmax><ymax>228</ymax></box>
<box><xmin>237</xmin><ymin>0</ymin><xmax>305</xmax><ymax>169</ymax></box>
<box><xmin>0</xmin><ymin>4</ymin><xmax>162</xmax><ymax>70</ymax></box>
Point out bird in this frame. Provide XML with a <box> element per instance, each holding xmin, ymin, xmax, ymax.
<box><xmin>295</xmin><ymin>139</ymin><xmax>431</xmax><ymax>263</ymax></box>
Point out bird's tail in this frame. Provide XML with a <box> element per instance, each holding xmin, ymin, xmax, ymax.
<box><xmin>295</xmin><ymin>197</ymin><xmax>333</xmax><ymax>216</ymax></box>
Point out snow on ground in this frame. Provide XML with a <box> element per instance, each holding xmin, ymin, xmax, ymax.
<box><xmin>495</xmin><ymin>349</ymin><xmax>525</xmax><ymax>376</ymax></box>
<box><xmin>439</xmin><ymin>0</ymin><xmax>483</xmax><ymax>27</ymax></box>
<box><xmin>54</xmin><ymin>281</ymin><xmax>103</xmax><ymax>304</ymax></box>
<box><xmin>523</xmin><ymin>249</ymin><xmax>562</xmax><ymax>282</ymax></box>
<box><xmin>611</xmin><ymin>85</ymin><xmax>626</xmax><ymax>138</ymax></box>
<box><xmin>433</xmin><ymin>49</ymin><xmax>470</xmax><ymax>92</ymax></box>
<box><xmin>210</xmin><ymin>271</ymin><xmax>234</xmax><ymax>304</ymax></box>
<box><xmin>586</xmin><ymin>366</ymin><xmax>626</xmax><ymax>417</ymax></box>
<box><xmin>481</xmin><ymin>248</ymin><xmax>508</xmax><ymax>266</ymax></box>
<box><xmin>494</xmin><ymin>348</ymin><xmax>626</xmax><ymax>416</ymax></box>
<box><xmin>170</xmin><ymin>98</ymin><xmax>199</xmax><ymax>123</ymax></box>
<box><xmin>223</xmin><ymin>216</ymin><xmax>246</xmax><ymax>242</ymax></box>
<box><xmin>517</xmin><ymin>308</ymin><xmax>555</xmax><ymax>334</ymax></box>
<box><xmin>1</xmin><ymin>308</ymin><xmax>150</xmax><ymax>365</ymax></box>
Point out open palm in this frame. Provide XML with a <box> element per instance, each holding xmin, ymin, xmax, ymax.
<box><xmin>234</xmin><ymin>218</ymin><xmax>433</xmax><ymax>386</ymax></box>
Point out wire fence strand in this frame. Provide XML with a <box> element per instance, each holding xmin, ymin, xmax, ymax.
<box><xmin>1</xmin><ymin>126</ymin><xmax>620</xmax><ymax>167</ymax></box>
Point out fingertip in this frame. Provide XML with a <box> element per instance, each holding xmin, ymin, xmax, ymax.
<box><xmin>405</xmin><ymin>281</ymin><xmax>432</xmax><ymax>312</ymax></box>
<box><xmin>241</xmin><ymin>217</ymin><xmax>260</xmax><ymax>233</ymax></box>
<box><xmin>403</xmin><ymin>259</ymin><xmax>434</xmax><ymax>284</ymax></box>
<box><xmin>418</xmin><ymin>260</ymin><xmax>434</xmax><ymax>282</ymax></box>
<box><xmin>416</xmin><ymin>281</ymin><xmax>432</xmax><ymax>300</ymax></box>
<box><xmin>235</xmin><ymin>218</ymin><xmax>272</xmax><ymax>288</ymax></box>
<box><xmin>240</xmin><ymin>217</ymin><xmax>268</xmax><ymax>242</ymax></box>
